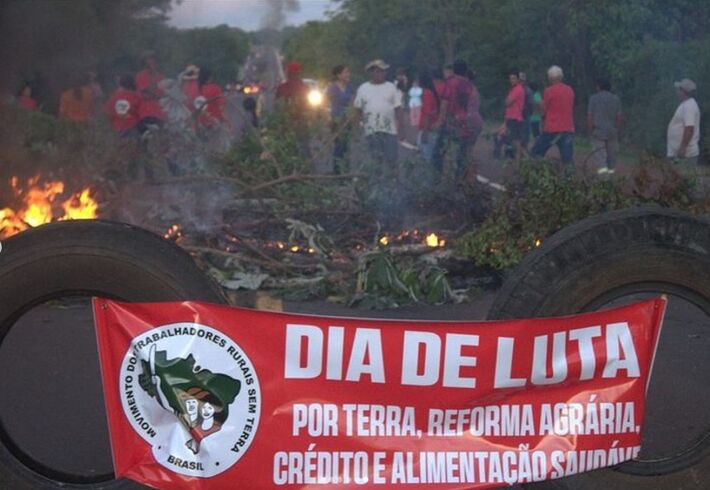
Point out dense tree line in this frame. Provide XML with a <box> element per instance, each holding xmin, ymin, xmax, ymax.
<box><xmin>0</xmin><ymin>0</ymin><xmax>250</xmax><ymax>113</ymax></box>
<box><xmin>284</xmin><ymin>0</ymin><xmax>710</xmax><ymax>156</ymax></box>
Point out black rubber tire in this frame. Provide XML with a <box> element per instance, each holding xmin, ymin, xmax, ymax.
<box><xmin>488</xmin><ymin>206</ymin><xmax>710</xmax><ymax>486</ymax></box>
<box><xmin>0</xmin><ymin>220</ymin><xmax>226</xmax><ymax>489</ymax></box>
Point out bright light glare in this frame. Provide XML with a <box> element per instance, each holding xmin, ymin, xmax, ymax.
<box><xmin>307</xmin><ymin>89</ymin><xmax>323</xmax><ymax>106</ymax></box>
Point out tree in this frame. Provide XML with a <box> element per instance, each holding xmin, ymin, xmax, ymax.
<box><xmin>284</xmin><ymin>0</ymin><xmax>710</xmax><ymax>155</ymax></box>
<box><xmin>0</xmin><ymin>0</ymin><xmax>171</xmax><ymax>110</ymax></box>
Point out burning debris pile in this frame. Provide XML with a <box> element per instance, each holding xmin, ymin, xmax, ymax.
<box><xmin>0</xmin><ymin>100</ymin><xmax>495</xmax><ymax>308</ymax></box>
<box><xmin>0</xmin><ymin>176</ymin><xmax>98</xmax><ymax>238</ymax></box>
<box><xmin>147</xmin><ymin>166</ymin><xmax>496</xmax><ymax>309</ymax></box>
<box><xmin>167</xmin><ymin>217</ymin><xmax>477</xmax><ymax>308</ymax></box>
<box><xmin>113</xmin><ymin>108</ymin><xmax>500</xmax><ymax>308</ymax></box>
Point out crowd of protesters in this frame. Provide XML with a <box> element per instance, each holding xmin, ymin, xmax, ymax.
<box><xmin>10</xmin><ymin>51</ymin><xmax>702</xmax><ymax>176</ymax></box>
<box><xmin>9</xmin><ymin>51</ymin><xmax>237</xmax><ymax>140</ymax></box>
<box><xmin>313</xmin><ymin>57</ymin><xmax>701</xmax><ymax>180</ymax></box>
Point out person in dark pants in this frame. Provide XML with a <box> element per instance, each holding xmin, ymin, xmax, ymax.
<box><xmin>531</xmin><ymin>65</ymin><xmax>575</xmax><ymax>165</ymax></box>
<box><xmin>435</xmin><ymin>59</ymin><xmax>480</xmax><ymax>181</ymax></box>
<box><xmin>326</xmin><ymin>65</ymin><xmax>354</xmax><ymax>173</ymax></box>
<box><xmin>353</xmin><ymin>59</ymin><xmax>404</xmax><ymax>180</ymax></box>
<box><xmin>519</xmin><ymin>71</ymin><xmax>534</xmax><ymax>151</ymax></box>
<box><xmin>587</xmin><ymin>78</ymin><xmax>622</xmax><ymax>174</ymax></box>
<box><xmin>497</xmin><ymin>69</ymin><xmax>525</xmax><ymax>161</ymax></box>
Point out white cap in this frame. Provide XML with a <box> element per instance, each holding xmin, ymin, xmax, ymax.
<box><xmin>674</xmin><ymin>78</ymin><xmax>697</xmax><ymax>93</ymax></box>
<box><xmin>365</xmin><ymin>59</ymin><xmax>390</xmax><ymax>71</ymax></box>
<box><xmin>547</xmin><ymin>65</ymin><xmax>564</xmax><ymax>80</ymax></box>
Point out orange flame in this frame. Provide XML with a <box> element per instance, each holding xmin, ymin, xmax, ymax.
<box><xmin>0</xmin><ymin>176</ymin><xmax>98</xmax><ymax>238</ymax></box>
<box><xmin>425</xmin><ymin>233</ymin><xmax>445</xmax><ymax>248</ymax></box>
<box><xmin>61</xmin><ymin>189</ymin><xmax>98</xmax><ymax>221</ymax></box>
<box><xmin>164</xmin><ymin>224</ymin><xmax>182</xmax><ymax>240</ymax></box>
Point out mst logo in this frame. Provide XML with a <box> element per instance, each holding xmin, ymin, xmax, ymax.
<box><xmin>119</xmin><ymin>323</ymin><xmax>261</xmax><ymax>478</ymax></box>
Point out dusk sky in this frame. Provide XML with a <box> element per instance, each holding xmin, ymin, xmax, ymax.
<box><xmin>169</xmin><ymin>0</ymin><xmax>333</xmax><ymax>31</ymax></box>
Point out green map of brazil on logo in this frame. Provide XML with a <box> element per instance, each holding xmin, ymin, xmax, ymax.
<box><xmin>138</xmin><ymin>346</ymin><xmax>241</xmax><ymax>454</ymax></box>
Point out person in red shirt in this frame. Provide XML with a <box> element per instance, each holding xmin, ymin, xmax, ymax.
<box><xmin>531</xmin><ymin>65</ymin><xmax>575</xmax><ymax>164</ymax></box>
<box><xmin>276</xmin><ymin>61</ymin><xmax>309</xmax><ymax>116</ymax></box>
<box><xmin>435</xmin><ymin>59</ymin><xmax>479</xmax><ymax>180</ymax></box>
<box><xmin>498</xmin><ymin>69</ymin><xmax>526</xmax><ymax>161</ymax></box>
<box><xmin>135</xmin><ymin>51</ymin><xmax>165</xmax><ymax>133</ymax></box>
<box><xmin>432</xmin><ymin>68</ymin><xmax>447</xmax><ymax>98</ymax></box>
<box><xmin>417</xmin><ymin>70</ymin><xmax>440</xmax><ymax>163</ymax></box>
<box><xmin>195</xmin><ymin>67</ymin><xmax>226</xmax><ymax>128</ymax></box>
<box><xmin>17</xmin><ymin>82</ymin><xmax>38</xmax><ymax>110</ymax></box>
<box><xmin>105</xmin><ymin>74</ymin><xmax>141</xmax><ymax>136</ymax></box>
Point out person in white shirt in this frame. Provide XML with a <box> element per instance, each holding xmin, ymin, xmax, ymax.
<box><xmin>354</xmin><ymin>59</ymin><xmax>404</xmax><ymax>178</ymax></box>
<box><xmin>667</xmin><ymin>78</ymin><xmax>700</xmax><ymax>165</ymax></box>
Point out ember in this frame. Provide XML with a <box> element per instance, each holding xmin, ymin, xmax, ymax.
<box><xmin>0</xmin><ymin>176</ymin><xmax>98</xmax><ymax>239</ymax></box>
<box><xmin>164</xmin><ymin>224</ymin><xmax>183</xmax><ymax>240</ymax></box>
<box><xmin>425</xmin><ymin>233</ymin><xmax>445</xmax><ymax>248</ymax></box>
<box><xmin>379</xmin><ymin>230</ymin><xmax>446</xmax><ymax>248</ymax></box>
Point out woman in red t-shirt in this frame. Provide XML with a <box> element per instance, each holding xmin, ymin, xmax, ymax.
<box><xmin>417</xmin><ymin>71</ymin><xmax>440</xmax><ymax>163</ymax></box>
<box><xmin>104</xmin><ymin>75</ymin><xmax>141</xmax><ymax>136</ymax></box>
<box><xmin>195</xmin><ymin>67</ymin><xmax>227</xmax><ymax>128</ymax></box>
<box><xmin>17</xmin><ymin>82</ymin><xmax>38</xmax><ymax>110</ymax></box>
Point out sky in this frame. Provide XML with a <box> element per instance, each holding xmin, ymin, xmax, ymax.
<box><xmin>169</xmin><ymin>0</ymin><xmax>333</xmax><ymax>31</ymax></box>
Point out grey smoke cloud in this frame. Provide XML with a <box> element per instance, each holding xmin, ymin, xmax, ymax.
<box><xmin>261</xmin><ymin>0</ymin><xmax>300</xmax><ymax>30</ymax></box>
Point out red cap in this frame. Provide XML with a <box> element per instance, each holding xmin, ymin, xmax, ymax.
<box><xmin>286</xmin><ymin>62</ymin><xmax>301</xmax><ymax>74</ymax></box>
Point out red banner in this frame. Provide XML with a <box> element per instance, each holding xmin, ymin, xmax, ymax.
<box><xmin>93</xmin><ymin>297</ymin><xmax>666</xmax><ymax>489</ymax></box>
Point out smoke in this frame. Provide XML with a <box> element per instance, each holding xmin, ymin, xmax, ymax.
<box><xmin>260</xmin><ymin>0</ymin><xmax>300</xmax><ymax>30</ymax></box>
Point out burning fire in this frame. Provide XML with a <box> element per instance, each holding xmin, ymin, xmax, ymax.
<box><xmin>164</xmin><ymin>224</ymin><xmax>183</xmax><ymax>240</ymax></box>
<box><xmin>61</xmin><ymin>189</ymin><xmax>98</xmax><ymax>220</ymax></box>
<box><xmin>425</xmin><ymin>233</ymin><xmax>445</xmax><ymax>248</ymax></box>
<box><xmin>379</xmin><ymin>230</ymin><xmax>446</xmax><ymax>248</ymax></box>
<box><xmin>0</xmin><ymin>176</ymin><xmax>98</xmax><ymax>238</ymax></box>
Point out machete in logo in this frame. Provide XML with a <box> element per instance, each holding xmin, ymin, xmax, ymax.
<box><xmin>118</xmin><ymin>322</ymin><xmax>261</xmax><ymax>477</ymax></box>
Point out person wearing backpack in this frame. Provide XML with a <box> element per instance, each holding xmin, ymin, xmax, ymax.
<box><xmin>436</xmin><ymin>59</ymin><xmax>480</xmax><ymax>182</ymax></box>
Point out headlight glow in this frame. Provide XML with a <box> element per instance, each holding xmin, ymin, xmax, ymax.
<box><xmin>307</xmin><ymin>89</ymin><xmax>323</xmax><ymax>107</ymax></box>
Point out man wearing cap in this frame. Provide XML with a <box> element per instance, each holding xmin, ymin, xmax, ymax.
<box><xmin>354</xmin><ymin>59</ymin><xmax>404</xmax><ymax>178</ymax></box>
<box><xmin>276</xmin><ymin>61</ymin><xmax>309</xmax><ymax>111</ymax></box>
<box><xmin>667</xmin><ymin>78</ymin><xmax>700</xmax><ymax>165</ymax></box>
<box><xmin>180</xmin><ymin>64</ymin><xmax>200</xmax><ymax>109</ymax></box>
